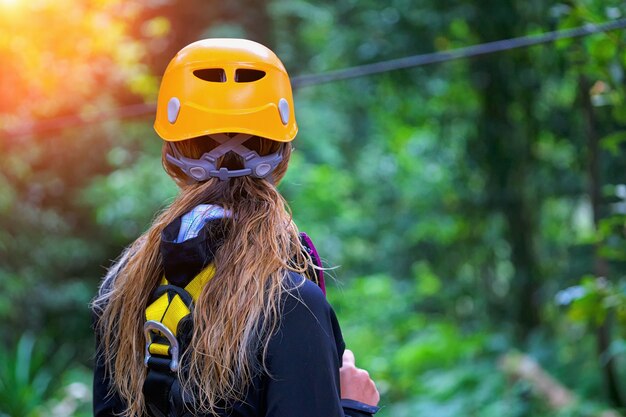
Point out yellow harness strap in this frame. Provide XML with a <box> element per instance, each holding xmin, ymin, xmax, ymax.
<box><xmin>145</xmin><ymin>264</ymin><xmax>215</xmax><ymax>356</ymax></box>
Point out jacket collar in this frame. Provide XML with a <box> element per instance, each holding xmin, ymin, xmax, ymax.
<box><xmin>160</xmin><ymin>216</ymin><xmax>223</xmax><ymax>287</ymax></box>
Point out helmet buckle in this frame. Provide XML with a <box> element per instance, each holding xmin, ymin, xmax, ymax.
<box><xmin>255</xmin><ymin>163</ymin><xmax>272</xmax><ymax>177</ymax></box>
<box><xmin>189</xmin><ymin>167</ymin><xmax>207</xmax><ymax>180</ymax></box>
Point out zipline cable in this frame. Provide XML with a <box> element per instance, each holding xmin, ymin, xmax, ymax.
<box><xmin>291</xmin><ymin>18</ymin><xmax>626</xmax><ymax>88</ymax></box>
<box><xmin>4</xmin><ymin>18</ymin><xmax>626</xmax><ymax>138</ymax></box>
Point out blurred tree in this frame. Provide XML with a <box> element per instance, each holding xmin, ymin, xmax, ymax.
<box><xmin>464</xmin><ymin>0</ymin><xmax>550</xmax><ymax>339</ymax></box>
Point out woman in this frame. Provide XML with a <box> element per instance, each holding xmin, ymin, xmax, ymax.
<box><xmin>92</xmin><ymin>38</ymin><xmax>380</xmax><ymax>417</ymax></box>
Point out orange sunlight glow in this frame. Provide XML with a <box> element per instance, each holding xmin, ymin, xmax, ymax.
<box><xmin>0</xmin><ymin>0</ymin><xmax>162</xmax><ymax>136</ymax></box>
<box><xmin>0</xmin><ymin>0</ymin><xmax>21</xmax><ymax>7</ymax></box>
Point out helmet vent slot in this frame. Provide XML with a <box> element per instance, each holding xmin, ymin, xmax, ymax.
<box><xmin>193</xmin><ymin>68</ymin><xmax>227</xmax><ymax>82</ymax></box>
<box><xmin>235</xmin><ymin>69</ymin><xmax>266</xmax><ymax>83</ymax></box>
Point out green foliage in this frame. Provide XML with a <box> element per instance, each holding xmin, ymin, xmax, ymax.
<box><xmin>334</xmin><ymin>275</ymin><xmax>487</xmax><ymax>395</ymax></box>
<box><xmin>557</xmin><ymin>276</ymin><xmax>626</xmax><ymax>326</ymax></box>
<box><xmin>0</xmin><ymin>334</ymin><xmax>71</xmax><ymax>417</ymax></box>
<box><xmin>557</xmin><ymin>187</ymin><xmax>626</xmax><ymax>328</ymax></box>
<box><xmin>327</xmin><ymin>273</ymin><xmax>618</xmax><ymax>417</ymax></box>
<box><xmin>43</xmin><ymin>366</ymin><xmax>92</xmax><ymax>417</ymax></box>
<box><xmin>1</xmin><ymin>0</ymin><xmax>626</xmax><ymax>414</ymax></box>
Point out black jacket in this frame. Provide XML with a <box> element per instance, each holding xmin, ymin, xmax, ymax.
<box><xmin>93</xmin><ymin>217</ymin><xmax>379</xmax><ymax>417</ymax></box>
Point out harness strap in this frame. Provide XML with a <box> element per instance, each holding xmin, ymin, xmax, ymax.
<box><xmin>143</xmin><ymin>356</ymin><xmax>194</xmax><ymax>417</ymax></box>
<box><xmin>145</xmin><ymin>265</ymin><xmax>215</xmax><ymax>358</ymax></box>
<box><xmin>143</xmin><ymin>357</ymin><xmax>178</xmax><ymax>417</ymax></box>
<box><xmin>300</xmin><ymin>232</ymin><xmax>326</xmax><ymax>296</ymax></box>
<box><xmin>143</xmin><ymin>264</ymin><xmax>215</xmax><ymax>417</ymax></box>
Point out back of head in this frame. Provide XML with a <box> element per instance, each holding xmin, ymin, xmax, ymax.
<box><xmin>94</xmin><ymin>38</ymin><xmax>311</xmax><ymax>417</ymax></box>
<box><xmin>155</xmin><ymin>38</ymin><xmax>297</xmax><ymax>186</ymax></box>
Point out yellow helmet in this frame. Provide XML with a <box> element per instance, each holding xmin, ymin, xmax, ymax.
<box><xmin>154</xmin><ymin>38</ymin><xmax>297</xmax><ymax>143</ymax></box>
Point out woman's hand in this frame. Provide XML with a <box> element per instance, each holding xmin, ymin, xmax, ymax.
<box><xmin>339</xmin><ymin>349</ymin><xmax>380</xmax><ymax>406</ymax></box>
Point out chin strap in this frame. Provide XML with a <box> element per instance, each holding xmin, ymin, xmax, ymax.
<box><xmin>166</xmin><ymin>133</ymin><xmax>283</xmax><ymax>182</ymax></box>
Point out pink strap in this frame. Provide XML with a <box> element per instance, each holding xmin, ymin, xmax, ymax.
<box><xmin>299</xmin><ymin>232</ymin><xmax>326</xmax><ymax>296</ymax></box>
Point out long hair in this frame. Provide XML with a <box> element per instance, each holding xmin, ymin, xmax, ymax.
<box><xmin>92</xmin><ymin>135</ymin><xmax>311</xmax><ymax>416</ymax></box>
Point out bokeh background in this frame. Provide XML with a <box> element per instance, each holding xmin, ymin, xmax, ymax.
<box><xmin>1</xmin><ymin>0</ymin><xmax>626</xmax><ymax>416</ymax></box>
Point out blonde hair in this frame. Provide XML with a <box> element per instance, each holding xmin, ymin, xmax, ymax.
<box><xmin>92</xmin><ymin>135</ymin><xmax>311</xmax><ymax>416</ymax></box>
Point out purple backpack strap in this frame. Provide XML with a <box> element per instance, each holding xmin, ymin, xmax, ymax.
<box><xmin>299</xmin><ymin>232</ymin><xmax>326</xmax><ymax>296</ymax></box>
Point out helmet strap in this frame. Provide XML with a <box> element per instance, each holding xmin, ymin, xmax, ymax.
<box><xmin>165</xmin><ymin>134</ymin><xmax>283</xmax><ymax>182</ymax></box>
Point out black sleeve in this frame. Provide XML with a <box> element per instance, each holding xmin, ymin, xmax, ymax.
<box><xmin>341</xmin><ymin>399</ymin><xmax>381</xmax><ymax>417</ymax></box>
<box><xmin>263</xmin><ymin>274</ymin><xmax>379</xmax><ymax>417</ymax></box>
<box><xmin>93</xmin><ymin>316</ymin><xmax>126</xmax><ymax>417</ymax></box>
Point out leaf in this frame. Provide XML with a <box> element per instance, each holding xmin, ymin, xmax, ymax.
<box><xmin>15</xmin><ymin>334</ymin><xmax>35</xmax><ymax>388</ymax></box>
<box><xmin>587</xmin><ymin>36</ymin><xmax>617</xmax><ymax>62</ymax></box>
<box><xmin>600</xmin><ymin>131</ymin><xmax>626</xmax><ymax>155</ymax></box>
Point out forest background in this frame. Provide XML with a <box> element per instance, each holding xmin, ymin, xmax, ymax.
<box><xmin>1</xmin><ymin>0</ymin><xmax>626</xmax><ymax>416</ymax></box>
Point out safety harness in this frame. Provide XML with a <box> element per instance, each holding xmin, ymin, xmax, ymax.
<box><xmin>143</xmin><ymin>264</ymin><xmax>215</xmax><ymax>417</ymax></box>
<box><xmin>142</xmin><ymin>233</ymin><xmax>325</xmax><ymax>417</ymax></box>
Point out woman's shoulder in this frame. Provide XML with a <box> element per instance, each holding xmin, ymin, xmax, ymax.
<box><xmin>282</xmin><ymin>271</ymin><xmax>328</xmax><ymax>309</ymax></box>
<box><xmin>279</xmin><ymin>271</ymin><xmax>341</xmax><ymax>337</ymax></box>
<box><xmin>268</xmin><ymin>271</ymin><xmax>345</xmax><ymax>368</ymax></box>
